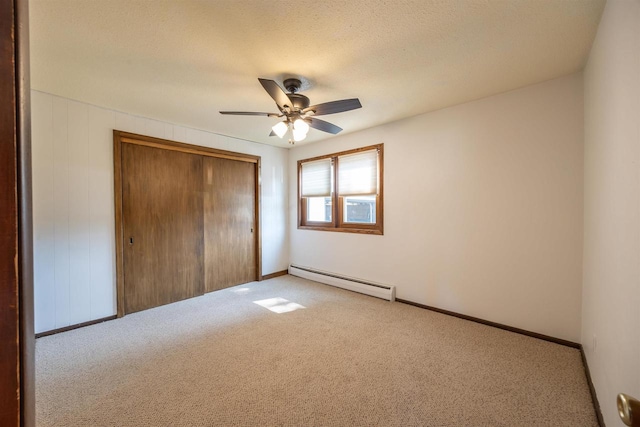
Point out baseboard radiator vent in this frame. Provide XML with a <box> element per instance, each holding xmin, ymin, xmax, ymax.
<box><xmin>288</xmin><ymin>265</ymin><xmax>395</xmax><ymax>302</ymax></box>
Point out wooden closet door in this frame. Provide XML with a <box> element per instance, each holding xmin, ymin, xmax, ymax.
<box><xmin>204</xmin><ymin>157</ymin><xmax>256</xmax><ymax>292</ymax></box>
<box><xmin>122</xmin><ymin>144</ymin><xmax>204</xmax><ymax>314</ymax></box>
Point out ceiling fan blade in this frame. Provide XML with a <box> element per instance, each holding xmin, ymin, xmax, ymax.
<box><xmin>219</xmin><ymin>111</ymin><xmax>279</xmax><ymax>117</ymax></box>
<box><xmin>258</xmin><ymin>78</ymin><xmax>294</xmax><ymax>110</ymax></box>
<box><xmin>303</xmin><ymin>98</ymin><xmax>362</xmax><ymax>116</ymax></box>
<box><xmin>308</xmin><ymin>117</ymin><xmax>342</xmax><ymax>134</ymax></box>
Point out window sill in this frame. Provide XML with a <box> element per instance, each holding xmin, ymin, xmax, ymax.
<box><xmin>297</xmin><ymin>225</ymin><xmax>383</xmax><ymax>235</ymax></box>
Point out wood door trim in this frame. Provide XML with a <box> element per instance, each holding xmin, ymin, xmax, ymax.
<box><xmin>113</xmin><ymin>133</ymin><xmax>125</xmax><ymax>317</ymax></box>
<box><xmin>16</xmin><ymin>0</ymin><xmax>35</xmax><ymax>424</ymax></box>
<box><xmin>256</xmin><ymin>157</ymin><xmax>262</xmax><ymax>281</ymax></box>
<box><xmin>2</xmin><ymin>0</ymin><xmax>35</xmax><ymax>425</ymax></box>
<box><xmin>117</xmin><ymin>132</ymin><xmax>259</xmax><ymax>163</ymax></box>
<box><xmin>113</xmin><ymin>131</ymin><xmax>262</xmax><ymax>317</ymax></box>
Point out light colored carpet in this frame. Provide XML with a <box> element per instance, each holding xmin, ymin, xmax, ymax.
<box><xmin>36</xmin><ymin>275</ymin><xmax>598</xmax><ymax>426</ymax></box>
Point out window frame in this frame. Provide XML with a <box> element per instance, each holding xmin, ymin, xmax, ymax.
<box><xmin>298</xmin><ymin>143</ymin><xmax>383</xmax><ymax>235</ymax></box>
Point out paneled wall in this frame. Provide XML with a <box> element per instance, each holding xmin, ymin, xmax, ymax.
<box><xmin>31</xmin><ymin>91</ymin><xmax>289</xmax><ymax>333</ymax></box>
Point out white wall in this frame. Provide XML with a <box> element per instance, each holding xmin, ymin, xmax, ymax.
<box><xmin>289</xmin><ymin>74</ymin><xmax>584</xmax><ymax>342</ymax></box>
<box><xmin>31</xmin><ymin>91</ymin><xmax>289</xmax><ymax>334</ymax></box>
<box><xmin>582</xmin><ymin>0</ymin><xmax>640</xmax><ymax>425</ymax></box>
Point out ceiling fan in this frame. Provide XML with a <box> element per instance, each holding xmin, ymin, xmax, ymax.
<box><xmin>220</xmin><ymin>78</ymin><xmax>362</xmax><ymax>144</ymax></box>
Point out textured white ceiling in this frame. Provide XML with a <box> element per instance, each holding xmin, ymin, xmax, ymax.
<box><xmin>30</xmin><ymin>0</ymin><xmax>605</xmax><ymax>147</ymax></box>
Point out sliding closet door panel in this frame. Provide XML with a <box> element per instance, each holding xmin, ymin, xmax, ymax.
<box><xmin>122</xmin><ymin>144</ymin><xmax>204</xmax><ymax>314</ymax></box>
<box><xmin>204</xmin><ymin>157</ymin><xmax>256</xmax><ymax>292</ymax></box>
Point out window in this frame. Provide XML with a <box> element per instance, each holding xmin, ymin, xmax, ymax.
<box><xmin>298</xmin><ymin>144</ymin><xmax>383</xmax><ymax>234</ymax></box>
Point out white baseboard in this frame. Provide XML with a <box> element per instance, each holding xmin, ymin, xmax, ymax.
<box><xmin>288</xmin><ymin>265</ymin><xmax>395</xmax><ymax>302</ymax></box>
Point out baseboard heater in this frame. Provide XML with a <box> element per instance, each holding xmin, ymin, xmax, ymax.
<box><xmin>288</xmin><ymin>265</ymin><xmax>395</xmax><ymax>302</ymax></box>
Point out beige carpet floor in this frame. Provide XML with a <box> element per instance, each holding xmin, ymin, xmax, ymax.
<box><xmin>36</xmin><ymin>275</ymin><xmax>598</xmax><ymax>426</ymax></box>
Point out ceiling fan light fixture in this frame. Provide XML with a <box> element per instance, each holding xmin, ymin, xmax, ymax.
<box><xmin>272</xmin><ymin>121</ymin><xmax>288</xmax><ymax>138</ymax></box>
<box><xmin>293</xmin><ymin>118</ymin><xmax>310</xmax><ymax>134</ymax></box>
<box><xmin>292</xmin><ymin>128</ymin><xmax>307</xmax><ymax>142</ymax></box>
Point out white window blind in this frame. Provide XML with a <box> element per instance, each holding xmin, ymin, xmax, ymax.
<box><xmin>301</xmin><ymin>158</ymin><xmax>332</xmax><ymax>197</ymax></box>
<box><xmin>338</xmin><ymin>149</ymin><xmax>378</xmax><ymax>196</ymax></box>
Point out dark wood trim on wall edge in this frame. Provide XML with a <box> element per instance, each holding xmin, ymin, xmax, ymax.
<box><xmin>16</xmin><ymin>0</ymin><xmax>35</xmax><ymax>424</ymax></box>
<box><xmin>395</xmin><ymin>298</ymin><xmax>581</xmax><ymax>348</ymax></box>
<box><xmin>580</xmin><ymin>346</ymin><xmax>605</xmax><ymax>427</ymax></box>
<box><xmin>261</xmin><ymin>270</ymin><xmax>288</xmax><ymax>281</ymax></box>
<box><xmin>35</xmin><ymin>316</ymin><xmax>117</xmax><ymax>339</ymax></box>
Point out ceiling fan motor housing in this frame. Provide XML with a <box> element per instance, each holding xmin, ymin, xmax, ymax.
<box><xmin>287</xmin><ymin>93</ymin><xmax>310</xmax><ymax>110</ymax></box>
<box><xmin>282</xmin><ymin>79</ymin><xmax>310</xmax><ymax>110</ymax></box>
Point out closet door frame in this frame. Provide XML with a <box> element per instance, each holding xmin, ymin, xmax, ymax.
<box><xmin>113</xmin><ymin>130</ymin><xmax>262</xmax><ymax>318</ymax></box>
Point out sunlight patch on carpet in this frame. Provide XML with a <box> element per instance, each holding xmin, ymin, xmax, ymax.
<box><xmin>253</xmin><ymin>297</ymin><xmax>306</xmax><ymax>313</ymax></box>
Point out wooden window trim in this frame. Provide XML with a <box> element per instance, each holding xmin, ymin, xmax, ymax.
<box><xmin>298</xmin><ymin>143</ymin><xmax>383</xmax><ymax>235</ymax></box>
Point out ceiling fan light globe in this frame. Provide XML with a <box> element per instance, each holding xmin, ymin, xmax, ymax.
<box><xmin>292</xmin><ymin>128</ymin><xmax>307</xmax><ymax>142</ymax></box>
<box><xmin>293</xmin><ymin>118</ymin><xmax>310</xmax><ymax>134</ymax></box>
<box><xmin>272</xmin><ymin>121</ymin><xmax>288</xmax><ymax>138</ymax></box>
